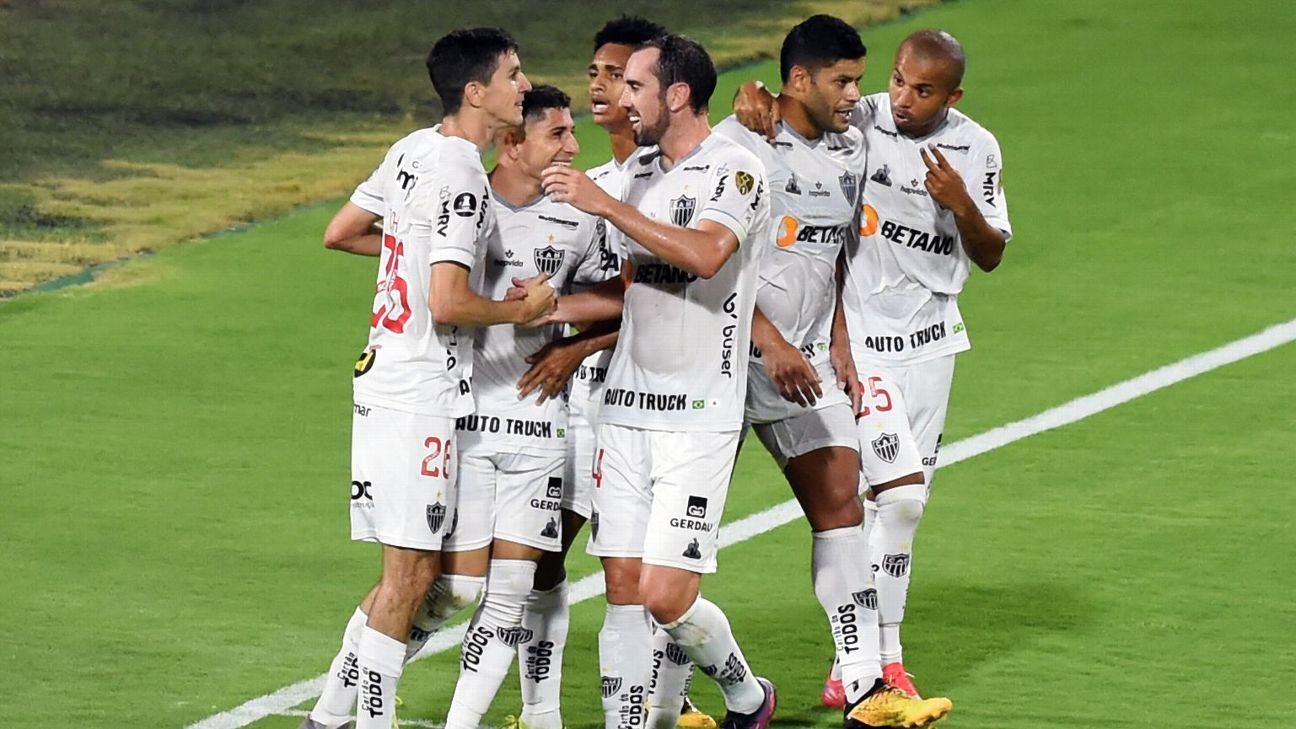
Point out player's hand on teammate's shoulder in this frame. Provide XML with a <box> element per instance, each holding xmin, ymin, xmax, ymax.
<box><xmin>513</xmin><ymin>273</ymin><xmax>556</xmax><ymax>325</ymax></box>
<box><xmin>920</xmin><ymin>144</ymin><xmax>973</xmax><ymax>214</ymax></box>
<box><xmin>541</xmin><ymin>164</ymin><xmax>612</xmax><ymax>215</ymax></box>
<box><xmin>764</xmin><ymin>336</ymin><xmax>823</xmax><ymax>407</ymax></box>
<box><xmin>733</xmin><ymin>81</ymin><xmax>779</xmax><ymax>141</ymax></box>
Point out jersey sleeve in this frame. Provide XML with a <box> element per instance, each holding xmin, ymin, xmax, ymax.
<box><xmin>969</xmin><ymin>133</ymin><xmax>1013</xmax><ymax>241</ymax></box>
<box><xmin>349</xmin><ymin>147</ymin><xmax>393</xmax><ymax>215</ymax></box>
<box><xmin>408</xmin><ymin>150</ymin><xmax>490</xmax><ymax>269</ymax></box>
<box><xmin>697</xmin><ymin>148</ymin><xmax>766</xmax><ymax>246</ymax></box>
<box><xmin>571</xmin><ymin>217</ymin><xmax>622</xmax><ymax>289</ymax></box>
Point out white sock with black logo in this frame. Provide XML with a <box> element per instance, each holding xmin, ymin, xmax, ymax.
<box><xmin>518</xmin><ymin>580</ymin><xmax>570</xmax><ymax>729</ymax></box>
<box><xmin>308</xmin><ymin>607</ymin><xmax>368</xmax><ymax>727</ymax></box>
<box><xmin>813</xmin><ymin>526</ymin><xmax>882</xmax><ymax>703</ymax></box>
<box><xmin>599</xmin><ymin>603</ymin><xmax>651</xmax><ymax>729</ymax></box>
<box><xmin>407</xmin><ymin>573</ymin><xmax>484</xmax><ymax>662</ymax></box>
<box><xmin>869</xmin><ymin>484</ymin><xmax>926</xmax><ymax>665</ymax></box>
<box><xmin>446</xmin><ymin>559</ymin><xmax>538</xmax><ymax>729</ymax></box>
<box><xmin>645</xmin><ymin>622</ymin><xmax>692</xmax><ymax>729</ymax></box>
<box><xmin>355</xmin><ymin>626</ymin><xmax>405</xmax><ymax>729</ymax></box>
<box><xmin>661</xmin><ymin>597</ymin><xmax>763</xmax><ymax>714</ymax></box>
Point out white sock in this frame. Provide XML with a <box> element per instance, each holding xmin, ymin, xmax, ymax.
<box><xmin>813</xmin><ymin>526</ymin><xmax>882</xmax><ymax>703</ymax></box>
<box><xmin>870</xmin><ymin>484</ymin><xmax>925</xmax><ymax>665</ymax></box>
<box><xmin>519</xmin><ymin>580</ymin><xmax>570</xmax><ymax>729</ymax></box>
<box><xmin>356</xmin><ymin>626</ymin><xmax>406</xmax><ymax>729</ymax></box>
<box><xmin>599</xmin><ymin>604</ymin><xmax>651</xmax><ymax>729</ymax></box>
<box><xmin>645</xmin><ymin>623</ymin><xmax>692</xmax><ymax>729</ymax></box>
<box><xmin>661</xmin><ymin>597</ymin><xmax>763</xmax><ymax>714</ymax></box>
<box><xmin>408</xmin><ymin>574</ymin><xmax>484</xmax><ymax>662</ymax></box>
<box><xmin>308</xmin><ymin>607</ymin><xmax>368</xmax><ymax>727</ymax></box>
<box><xmin>446</xmin><ymin>559</ymin><xmax>539</xmax><ymax>729</ymax></box>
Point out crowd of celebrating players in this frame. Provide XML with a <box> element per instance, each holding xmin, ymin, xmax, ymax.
<box><xmin>304</xmin><ymin>12</ymin><xmax>1011</xmax><ymax>729</ymax></box>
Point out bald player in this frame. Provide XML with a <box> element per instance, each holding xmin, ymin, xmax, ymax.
<box><xmin>734</xmin><ymin>28</ymin><xmax>1012</xmax><ymax>704</ymax></box>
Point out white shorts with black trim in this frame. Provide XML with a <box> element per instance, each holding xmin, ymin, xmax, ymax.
<box><xmin>852</xmin><ymin>354</ymin><xmax>956</xmax><ymax>495</ymax></box>
<box><xmin>350</xmin><ymin>403</ymin><xmax>458</xmax><ymax>551</ymax></box>
<box><xmin>442</xmin><ymin>431</ymin><xmax>565</xmax><ymax>553</ymax></box>
<box><xmin>586</xmin><ymin>424</ymin><xmax>740</xmax><ymax>574</ymax></box>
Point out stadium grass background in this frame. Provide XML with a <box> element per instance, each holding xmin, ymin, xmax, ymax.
<box><xmin>2</xmin><ymin>0</ymin><xmax>1295</xmax><ymax>726</ymax></box>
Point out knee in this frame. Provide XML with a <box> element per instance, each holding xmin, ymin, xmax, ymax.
<box><xmin>806</xmin><ymin>487</ymin><xmax>864</xmax><ymax>531</ymax></box>
<box><xmin>876</xmin><ymin>483</ymin><xmax>926</xmax><ymax>529</ymax></box>
<box><xmin>603</xmin><ymin>559</ymin><xmax>642</xmax><ymax>605</ymax></box>
<box><xmin>421</xmin><ymin>573</ymin><xmax>484</xmax><ymax>622</ymax></box>
<box><xmin>379</xmin><ymin>554</ymin><xmax>440</xmax><ymax>605</ymax></box>
<box><xmin>640</xmin><ymin>575</ymin><xmax>698</xmax><ymax>625</ymax></box>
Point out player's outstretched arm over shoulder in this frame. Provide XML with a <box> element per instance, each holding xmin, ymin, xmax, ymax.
<box><xmin>517</xmin><ymin>318</ymin><xmax>621</xmax><ymax>404</ymax></box>
<box><xmin>732</xmin><ymin>81</ymin><xmax>780</xmax><ymax>140</ymax></box>
<box><xmin>540</xmin><ymin>166</ymin><xmax>740</xmax><ymax>280</ymax></box>
<box><xmin>323</xmin><ymin>202</ymin><xmax>383</xmax><ymax>256</ymax></box>
<box><xmin>429</xmin><ymin>263</ymin><xmax>554</xmax><ymax>327</ymax></box>
<box><xmin>752</xmin><ymin>306</ymin><xmax>822</xmax><ymax>407</ymax></box>
<box><xmin>920</xmin><ymin>145</ymin><xmax>1006</xmax><ymax>272</ymax></box>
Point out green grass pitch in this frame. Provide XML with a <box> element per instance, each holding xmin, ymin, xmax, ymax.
<box><xmin>2</xmin><ymin>0</ymin><xmax>1295</xmax><ymax>727</ymax></box>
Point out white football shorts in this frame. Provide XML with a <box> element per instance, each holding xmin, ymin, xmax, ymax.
<box><xmin>442</xmin><ymin>432</ymin><xmax>565</xmax><ymax>553</ymax></box>
<box><xmin>586</xmin><ymin>424</ymin><xmax>740</xmax><ymax>574</ymax></box>
<box><xmin>752</xmin><ymin>401</ymin><xmax>858</xmax><ymax>469</ymax></box>
<box><xmin>350</xmin><ymin>402</ymin><xmax>458</xmax><ymax>551</ymax></box>
<box><xmin>851</xmin><ymin>354</ymin><xmax>956</xmax><ymax>495</ymax></box>
<box><xmin>562</xmin><ymin>395</ymin><xmax>597</xmax><ymax>520</ymax></box>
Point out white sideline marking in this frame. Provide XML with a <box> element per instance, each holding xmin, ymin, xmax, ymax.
<box><xmin>186</xmin><ymin>318</ymin><xmax>1296</xmax><ymax>729</ymax></box>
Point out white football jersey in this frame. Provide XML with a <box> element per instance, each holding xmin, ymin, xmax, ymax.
<box><xmin>458</xmin><ymin>191</ymin><xmax>607</xmax><ymax>452</ymax></box>
<box><xmin>599</xmin><ymin>134</ymin><xmax>770</xmax><ymax>432</ymax></box>
<box><xmin>568</xmin><ymin>156</ymin><xmax>629</xmax><ymax>404</ymax></box>
<box><xmin>714</xmin><ymin>115</ymin><xmax>866</xmax><ymax>355</ymax></box>
<box><xmin>350</xmin><ymin>127</ymin><xmax>494</xmax><ymax>416</ymax></box>
<box><xmin>843</xmin><ymin>92</ymin><xmax>1012</xmax><ymax>363</ymax></box>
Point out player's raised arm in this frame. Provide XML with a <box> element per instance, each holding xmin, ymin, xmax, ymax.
<box><xmin>919</xmin><ymin>144</ymin><xmax>1006</xmax><ymax>271</ymax></box>
<box><xmin>541</xmin><ymin>166</ymin><xmax>741</xmax><ymax>280</ymax></box>
<box><xmin>732</xmin><ymin>81</ymin><xmax>780</xmax><ymax>140</ymax></box>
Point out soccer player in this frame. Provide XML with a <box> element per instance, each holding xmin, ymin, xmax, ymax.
<box><xmin>299</xmin><ymin>28</ymin><xmax>553</xmax><ymax>729</ymax></box>
<box><xmin>539</xmin><ymin>33</ymin><xmax>777</xmax><ymax>729</ymax></box>
<box><xmin>733</xmin><ymin>28</ymin><xmax>1013</xmax><ymax>703</ymax></box>
<box><xmin>437</xmin><ymin>84</ymin><xmax>616</xmax><ymax>729</ymax></box>
<box><xmin>508</xmin><ymin>16</ymin><xmax>715</xmax><ymax>729</ymax></box>
<box><xmin>712</xmin><ymin>15</ymin><xmax>952</xmax><ymax>729</ymax></box>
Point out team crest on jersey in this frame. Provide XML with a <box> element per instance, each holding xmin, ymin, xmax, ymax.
<box><xmin>354</xmin><ymin>348</ymin><xmax>376</xmax><ymax>378</ymax></box>
<box><xmin>870</xmin><ymin>164</ymin><xmax>892</xmax><ymax>187</ymax></box>
<box><xmin>670</xmin><ymin>195</ymin><xmax>697</xmax><ymax>227</ymax></box>
<box><xmin>871</xmin><ymin>432</ymin><xmax>900</xmax><ymax>463</ymax></box>
<box><xmin>534</xmin><ymin>245</ymin><xmax>565</xmax><ymax>277</ymax></box>
<box><xmin>839</xmin><ymin>171</ymin><xmax>859</xmax><ymax>203</ymax></box>
<box><xmin>426</xmin><ymin>502</ymin><xmax>447</xmax><ymax>533</ymax></box>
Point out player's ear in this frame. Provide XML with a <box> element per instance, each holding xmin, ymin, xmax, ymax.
<box><xmin>667</xmin><ymin>82</ymin><xmax>690</xmax><ymax>113</ymax></box>
<box><xmin>464</xmin><ymin>80</ymin><xmax>485</xmax><ymax>110</ymax></box>
<box><xmin>945</xmin><ymin>87</ymin><xmax>964</xmax><ymax>108</ymax></box>
<box><xmin>787</xmin><ymin>64</ymin><xmax>808</xmax><ymax>94</ymax></box>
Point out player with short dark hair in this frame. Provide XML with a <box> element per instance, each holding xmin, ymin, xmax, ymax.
<box><xmin>716</xmin><ymin>15</ymin><xmax>952</xmax><ymax>729</ymax></box>
<box><xmin>539</xmin><ymin>33</ymin><xmax>778</xmax><ymax>729</ymax></box>
<box><xmin>734</xmin><ymin>26</ymin><xmax>1012</xmax><ymax>712</ymax></box>
<box><xmin>299</xmin><ymin>28</ymin><xmax>552</xmax><ymax>729</ymax></box>
<box><xmin>437</xmin><ymin>84</ymin><xmax>619</xmax><ymax>729</ymax></box>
